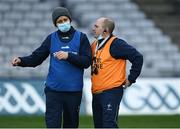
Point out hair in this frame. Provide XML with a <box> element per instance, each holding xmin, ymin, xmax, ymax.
<box><xmin>102</xmin><ymin>18</ymin><xmax>115</xmax><ymax>34</ymax></box>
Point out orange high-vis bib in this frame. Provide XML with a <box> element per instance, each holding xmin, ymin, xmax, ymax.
<box><xmin>91</xmin><ymin>36</ymin><xmax>126</xmax><ymax>93</ymax></box>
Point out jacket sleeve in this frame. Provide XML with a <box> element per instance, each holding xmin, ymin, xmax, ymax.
<box><xmin>67</xmin><ymin>33</ymin><xmax>92</xmax><ymax>69</ymax></box>
<box><xmin>18</xmin><ymin>35</ymin><xmax>51</xmax><ymax>67</ymax></box>
<box><xmin>110</xmin><ymin>38</ymin><xmax>143</xmax><ymax>83</ymax></box>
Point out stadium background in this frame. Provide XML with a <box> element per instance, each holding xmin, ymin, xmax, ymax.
<box><xmin>0</xmin><ymin>0</ymin><xmax>180</xmax><ymax>128</ymax></box>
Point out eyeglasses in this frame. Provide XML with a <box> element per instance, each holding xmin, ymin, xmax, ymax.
<box><xmin>91</xmin><ymin>57</ymin><xmax>99</xmax><ymax>75</ymax></box>
<box><xmin>91</xmin><ymin>65</ymin><xmax>98</xmax><ymax>75</ymax></box>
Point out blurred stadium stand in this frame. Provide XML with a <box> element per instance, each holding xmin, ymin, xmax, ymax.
<box><xmin>0</xmin><ymin>0</ymin><xmax>180</xmax><ymax>78</ymax></box>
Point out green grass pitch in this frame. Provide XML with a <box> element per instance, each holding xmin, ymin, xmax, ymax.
<box><xmin>0</xmin><ymin>115</ymin><xmax>179</xmax><ymax>128</ymax></box>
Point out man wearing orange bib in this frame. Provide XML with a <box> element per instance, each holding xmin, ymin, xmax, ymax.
<box><xmin>91</xmin><ymin>17</ymin><xmax>143</xmax><ymax>128</ymax></box>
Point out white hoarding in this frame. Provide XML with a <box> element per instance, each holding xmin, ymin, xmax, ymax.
<box><xmin>0</xmin><ymin>78</ymin><xmax>180</xmax><ymax>115</ymax></box>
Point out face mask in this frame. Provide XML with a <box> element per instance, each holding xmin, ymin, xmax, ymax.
<box><xmin>57</xmin><ymin>21</ymin><xmax>71</xmax><ymax>32</ymax></box>
<box><xmin>96</xmin><ymin>34</ymin><xmax>103</xmax><ymax>40</ymax></box>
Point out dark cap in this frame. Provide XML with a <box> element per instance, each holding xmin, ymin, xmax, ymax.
<box><xmin>52</xmin><ymin>7</ymin><xmax>71</xmax><ymax>26</ymax></box>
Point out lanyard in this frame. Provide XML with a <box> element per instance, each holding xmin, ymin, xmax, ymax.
<box><xmin>94</xmin><ymin>35</ymin><xmax>110</xmax><ymax>57</ymax></box>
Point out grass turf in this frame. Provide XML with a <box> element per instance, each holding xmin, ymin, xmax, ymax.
<box><xmin>0</xmin><ymin>115</ymin><xmax>179</xmax><ymax>128</ymax></box>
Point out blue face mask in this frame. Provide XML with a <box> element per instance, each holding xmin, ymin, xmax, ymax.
<box><xmin>97</xmin><ymin>34</ymin><xmax>103</xmax><ymax>40</ymax></box>
<box><xmin>57</xmin><ymin>21</ymin><xmax>71</xmax><ymax>32</ymax></box>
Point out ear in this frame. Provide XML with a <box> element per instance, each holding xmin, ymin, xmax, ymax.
<box><xmin>103</xmin><ymin>29</ymin><xmax>107</xmax><ymax>33</ymax></box>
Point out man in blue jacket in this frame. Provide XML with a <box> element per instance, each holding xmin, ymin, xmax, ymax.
<box><xmin>11</xmin><ymin>7</ymin><xmax>91</xmax><ymax>128</ymax></box>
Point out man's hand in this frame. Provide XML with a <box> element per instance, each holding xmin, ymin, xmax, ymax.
<box><xmin>54</xmin><ymin>51</ymin><xmax>68</xmax><ymax>60</ymax></box>
<box><xmin>11</xmin><ymin>57</ymin><xmax>21</xmax><ymax>66</ymax></box>
<box><xmin>123</xmin><ymin>79</ymin><xmax>132</xmax><ymax>89</ymax></box>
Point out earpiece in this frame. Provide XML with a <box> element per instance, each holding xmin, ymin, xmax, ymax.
<box><xmin>103</xmin><ymin>30</ymin><xmax>107</xmax><ymax>32</ymax></box>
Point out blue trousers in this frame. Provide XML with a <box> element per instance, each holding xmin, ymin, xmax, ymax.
<box><xmin>45</xmin><ymin>87</ymin><xmax>82</xmax><ymax>128</ymax></box>
<box><xmin>92</xmin><ymin>86</ymin><xmax>124</xmax><ymax>128</ymax></box>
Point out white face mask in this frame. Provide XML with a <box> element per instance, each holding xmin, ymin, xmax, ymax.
<box><xmin>57</xmin><ymin>21</ymin><xmax>71</xmax><ymax>32</ymax></box>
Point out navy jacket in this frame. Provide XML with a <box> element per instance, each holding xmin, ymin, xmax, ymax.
<box><xmin>97</xmin><ymin>35</ymin><xmax>143</xmax><ymax>83</ymax></box>
<box><xmin>19</xmin><ymin>27</ymin><xmax>92</xmax><ymax>69</ymax></box>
